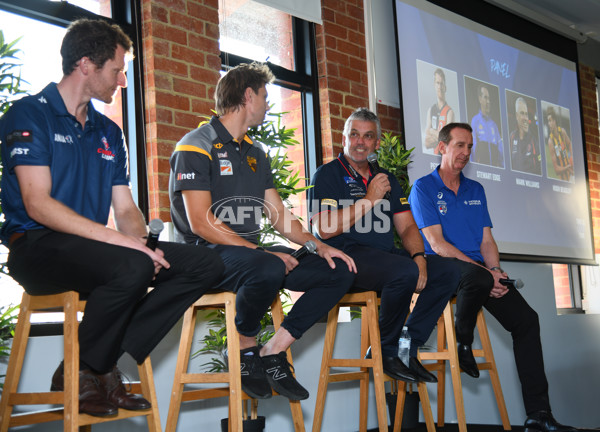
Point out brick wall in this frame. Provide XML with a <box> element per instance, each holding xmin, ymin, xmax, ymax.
<box><xmin>141</xmin><ymin>0</ymin><xmax>221</xmax><ymax>221</ymax></box>
<box><xmin>580</xmin><ymin>63</ymin><xmax>600</xmax><ymax>254</ymax></box>
<box><xmin>315</xmin><ymin>0</ymin><xmax>370</xmax><ymax>162</ymax></box>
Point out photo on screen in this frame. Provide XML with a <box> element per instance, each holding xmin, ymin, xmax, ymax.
<box><xmin>542</xmin><ymin>101</ymin><xmax>574</xmax><ymax>183</ymax></box>
<box><xmin>505</xmin><ymin>90</ymin><xmax>542</xmax><ymax>176</ymax></box>
<box><xmin>416</xmin><ymin>60</ymin><xmax>460</xmax><ymax>155</ymax></box>
<box><xmin>464</xmin><ymin>76</ymin><xmax>504</xmax><ymax>168</ymax></box>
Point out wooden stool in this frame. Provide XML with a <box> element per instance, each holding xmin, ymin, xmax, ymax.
<box><xmin>419</xmin><ymin>299</ymin><xmax>511</xmax><ymax>431</ymax></box>
<box><xmin>312</xmin><ymin>291</ymin><xmax>388</xmax><ymax>432</ymax></box>
<box><xmin>0</xmin><ymin>291</ymin><xmax>160</xmax><ymax>432</ymax></box>
<box><xmin>165</xmin><ymin>291</ymin><xmax>305</xmax><ymax>432</ymax></box>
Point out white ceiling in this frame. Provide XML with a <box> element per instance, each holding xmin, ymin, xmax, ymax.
<box><xmin>485</xmin><ymin>0</ymin><xmax>600</xmax><ymax>44</ymax></box>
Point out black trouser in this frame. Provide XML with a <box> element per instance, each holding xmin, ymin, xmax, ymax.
<box><xmin>455</xmin><ymin>261</ymin><xmax>550</xmax><ymax>415</ymax></box>
<box><xmin>7</xmin><ymin>229</ymin><xmax>224</xmax><ymax>373</ymax></box>
<box><xmin>207</xmin><ymin>244</ymin><xmax>355</xmax><ymax>340</ymax></box>
<box><xmin>344</xmin><ymin>244</ymin><xmax>459</xmax><ymax>358</ymax></box>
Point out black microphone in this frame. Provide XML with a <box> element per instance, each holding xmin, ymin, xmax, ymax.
<box><xmin>499</xmin><ymin>278</ymin><xmax>524</xmax><ymax>289</ymax></box>
<box><xmin>291</xmin><ymin>240</ymin><xmax>317</xmax><ymax>260</ymax></box>
<box><xmin>146</xmin><ymin>218</ymin><xmax>164</xmax><ymax>251</ymax></box>
<box><xmin>366</xmin><ymin>153</ymin><xmax>391</xmax><ymax>200</ymax></box>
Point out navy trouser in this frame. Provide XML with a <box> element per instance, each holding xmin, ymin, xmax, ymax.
<box><xmin>7</xmin><ymin>229</ymin><xmax>224</xmax><ymax>373</ymax></box>
<box><xmin>455</xmin><ymin>261</ymin><xmax>550</xmax><ymax>415</ymax></box>
<box><xmin>345</xmin><ymin>244</ymin><xmax>459</xmax><ymax>358</ymax></box>
<box><xmin>208</xmin><ymin>244</ymin><xmax>355</xmax><ymax>340</ymax></box>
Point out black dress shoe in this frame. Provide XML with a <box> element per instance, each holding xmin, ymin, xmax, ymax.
<box><xmin>524</xmin><ymin>410</ymin><xmax>577</xmax><ymax>432</ymax></box>
<box><xmin>50</xmin><ymin>361</ymin><xmax>118</xmax><ymax>417</ymax></box>
<box><xmin>457</xmin><ymin>343</ymin><xmax>479</xmax><ymax>378</ymax></box>
<box><xmin>365</xmin><ymin>347</ymin><xmax>418</xmax><ymax>383</ymax></box>
<box><xmin>409</xmin><ymin>357</ymin><xmax>437</xmax><ymax>383</ymax></box>
<box><xmin>97</xmin><ymin>366</ymin><xmax>151</xmax><ymax>410</ymax></box>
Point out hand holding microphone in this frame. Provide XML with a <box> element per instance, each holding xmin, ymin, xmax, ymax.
<box><xmin>146</xmin><ymin>218</ymin><xmax>164</xmax><ymax>251</ymax></box>
<box><xmin>291</xmin><ymin>240</ymin><xmax>317</xmax><ymax>260</ymax></box>
<box><xmin>366</xmin><ymin>153</ymin><xmax>391</xmax><ymax>200</ymax></box>
<box><xmin>499</xmin><ymin>277</ymin><xmax>524</xmax><ymax>290</ymax></box>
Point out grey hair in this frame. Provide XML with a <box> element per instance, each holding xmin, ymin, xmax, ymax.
<box><xmin>343</xmin><ymin>107</ymin><xmax>382</xmax><ymax>139</ymax></box>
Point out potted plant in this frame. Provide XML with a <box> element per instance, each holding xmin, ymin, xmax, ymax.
<box><xmin>0</xmin><ymin>304</ymin><xmax>18</xmax><ymax>392</ymax></box>
<box><xmin>193</xmin><ymin>111</ymin><xmax>308</xmax><ymax>431</ymax></box>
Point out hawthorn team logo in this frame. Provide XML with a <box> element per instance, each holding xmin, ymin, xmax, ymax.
<box><xmin>247</xmin><ymin>156</ymin><xmax>257</xmax><ymax>172</ymax></box>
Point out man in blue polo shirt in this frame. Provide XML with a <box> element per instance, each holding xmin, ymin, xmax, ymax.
<box><xmin>309</xmin><ymin>107</ymin><xmax>459</xmax><ymax>383</ymax></box>
<box><xmin>0</xmin><ymin>19</ymin><xmax>223</xmax><ymax>417</ymax></box>
<box><xmin>409</xmin><ymin>122</ymin><xmax>575</xmax><ymax>432</ymax></box>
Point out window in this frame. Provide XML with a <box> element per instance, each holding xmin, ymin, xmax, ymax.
<box><xmin>0</xmin><ymin>0</ymin><xmax>145</xmax><ymax>320</ymax></box>
<box><xmin>219</xmin><ymin>0</ymin><xmax>322</xmax><ymax>227</ymax></box>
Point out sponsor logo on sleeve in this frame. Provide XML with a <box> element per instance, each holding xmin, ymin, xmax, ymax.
<box><xmin>400</xmin><ymin>197</ymin><xmax>408</xmax><ymax>205</ymax></box>
<box><xmin>177</xmin><ymin>172</ymin><xmax>196</xmax><ymax>180</ymax></box>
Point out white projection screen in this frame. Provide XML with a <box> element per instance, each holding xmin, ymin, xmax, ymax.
<box><xmin>394</xmin><ymin>0</ymin><xmax>595</xmax><ymax>264</ymax></box>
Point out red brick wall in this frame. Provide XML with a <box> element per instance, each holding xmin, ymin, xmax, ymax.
<box><xmin>141</xmin><ymin>0</ymin><xmax>221</xmax><ymax>221</ymax></box>
<box><xmin>580</xmin><ymin>63</ymin><xmax>600</xmax><ymax>254</ymax></box>
<box><xmin>315</xmin><ymin>0</ymin><xmax>370</xmax><ymax>162</ymax></box>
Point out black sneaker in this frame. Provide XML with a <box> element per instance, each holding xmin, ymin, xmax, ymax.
<box><xmin>262</xmin><ymin>352</ymin><xmax>309</xmax><ymax>401</ymax></box>
<box><xmin>238</xmin><ymin>346</ymin><xmax>272</xmax><ymax>399</ymax></box>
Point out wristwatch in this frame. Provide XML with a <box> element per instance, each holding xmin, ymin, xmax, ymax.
<box><xmin>411</xmin><ymin>251</ymin><xmax>426</xmax><ymax>259</ymax></box>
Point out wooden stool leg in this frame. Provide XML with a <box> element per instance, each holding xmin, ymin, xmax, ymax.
<box><xmin>271</xmin><ymin>295</ymin><xmax>305</xmax><ymax>432</ymax></box>
<box><xmin>417</xmin><ymin>382</ymin><xmax>436</xmax><ymax>432</ymax></box>
<box><xmin>444</xmin><ymin>302</ymin><xmax>468</xmax><ymax>432</ymax></box>
<box><xmin>63</xmin><ymin>291</ymin><xmax>79</xmax><ymax>432</ymax></box>
<box><xmin>477</xmin><ymin>310</ymin><xmax>511</xmax><ymax>430</ymax></box>
<box><xmin>138</xmin><ymin>357</ymin><xmax>161</xmax><ymax>432</ymax></box>
<box><xmin>358</xmin><ymin>304</ymin><xmax>369</xmax><ymax>432</ymax></box>
<box><xmin>0</xmin><ymin>295</ymin><xmax>33</xmax><ymax>432</ymax></box>
<box><xmin>392</xmin><ymin>383</ymin><xmax>406</xmax><ymax>432</ymax></box>
<box><xmin>224</xmin><ymin>295</ymin><xmax>243</xmax><ymax>432</ymax></box>
<box><xmin>166</xmin><ymin>305</ymin><xmax>198</xmax><ymax>432</ymax></box>
<box><xmin>311</xmin><ymin>304</ymin><xmax>340</xmax><ymax>432</ymax></box>
<box><xmin>436</xmin><ymin>311</ymin><xmax>446</xmax><ymax>427</ymax></box>
<box><xmin>364</xmin><ymin>293</ymin><xmax>387</xmax><ymax>432</ymax></box>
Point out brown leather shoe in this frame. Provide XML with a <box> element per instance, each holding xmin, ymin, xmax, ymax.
<box><xmin>97</xmin><ymin>366</ymin><xmax>151</xmax><ymax>411</ymax></box>
<box><xmin>50</xmin><ymin>361</ymin><xmax>118</xmax><ymax>417</ymax></box>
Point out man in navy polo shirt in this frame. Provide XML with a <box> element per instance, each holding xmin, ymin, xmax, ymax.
<box><xmin>169</xmin><ymin>62</ymin><xmax>356</xmax><ymax>401</ymax></box>
<box><xmin>409</xmin><ymin>122</ymin><xmax>575</xmax><ymax>431</ymax></box>
<box><xmin>0</xmin><ymin>19</ymin><xmax>223</xmax><ymax>417</ymax></box>
<box><xmin>309</xmin><ymin>107</ymin><xmax>458</xmax><ymax>383</ymax></box>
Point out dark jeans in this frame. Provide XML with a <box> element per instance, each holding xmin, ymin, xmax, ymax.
<box><xmin>7</xmin><ymin>229</ymin><xmax>224</xmax><ymax>373</ymax></box>
<box><xmin>345</xmin><ymin>244</ymin><xmax>459</xmax><ymax>358</ymax></box>
<box><xmin>208</xmin><ymin>244</ymin><xmax>355</xmax><ymax>340</ymax></box>
<box><xmin>455</xmin><ymin>261</ymin><xmax>550</xmax><ymax>415</ymax></box>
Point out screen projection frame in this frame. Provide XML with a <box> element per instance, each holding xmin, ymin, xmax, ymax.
<box><xmin>393</xmin><ymin>0</ymin><xmax>596</xmax><ymax>265</ymax></box>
